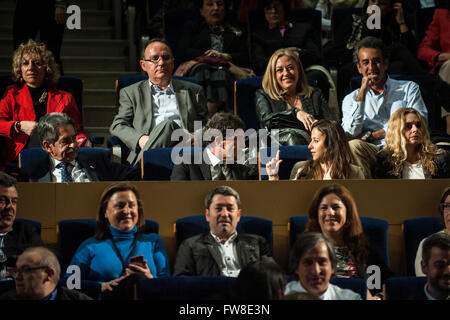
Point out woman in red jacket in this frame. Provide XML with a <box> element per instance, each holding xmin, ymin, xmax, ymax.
<box><xmin>0</xmin><ymin>39</ymin><xmax>89</xmax><ymax>168</ymax></box>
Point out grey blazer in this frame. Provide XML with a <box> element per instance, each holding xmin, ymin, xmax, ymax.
<box><xmin>109</xmin><ymin>78</ymin><xmax>208</xmax><ymax>164</ymax></box>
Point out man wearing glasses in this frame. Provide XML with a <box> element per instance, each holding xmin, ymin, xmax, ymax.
<box><xmin>0</xmin><ymin>246</ymin><xmax>91</xmax><ymax>300</ymax></box>
<box><xmin>110</xmin><ymin>38</ymin><xmax>208</xmax><ymax>166</ymax></box>
<box><xmin>0</xmin><ymin>172</ymin><xmax>42</xmax><ymax>279</ymax></box>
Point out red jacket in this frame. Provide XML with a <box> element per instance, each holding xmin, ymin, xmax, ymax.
<box><xmin>417</xmin><ymin>8</ymin><xmax>450</xmax><ymax>73</ymax></box>
<box><xmin>0</xmin><ymin>83</ymin><xmax>87</xmax><ymax>166</ymax></box>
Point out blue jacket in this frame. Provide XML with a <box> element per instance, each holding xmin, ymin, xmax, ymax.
<box><xmin>66</xmin><ymin>226</ymin><xmax>170</xmax><ymax>282</ymax></box>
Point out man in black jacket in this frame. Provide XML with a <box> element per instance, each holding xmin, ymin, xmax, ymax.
<box><xmin>0</xmin><ymin>172</ymin><xmax>42</xmax><ymax>279</ymax></box>
<box><xmin>0</xmin><ymin>246</ymin><xmax>92</xmax><ymax>300</ymax></box>
<box><xmin>173</xmin><ymin>185</ymin><xmax>272</xmax><ymax>276</ymax></box>
<box><xmin>171</xmin><ymin>112</ymin><xmax>257</xmax><ymax>181</ymax></box>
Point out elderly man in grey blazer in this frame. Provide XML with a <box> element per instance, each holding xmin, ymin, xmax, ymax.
<box><xmin>110</xmin><ymin>38</ymin><xmax>208</xmax><ymax>165</ymax></box>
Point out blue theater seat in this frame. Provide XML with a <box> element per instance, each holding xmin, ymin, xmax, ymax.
<box><xmin>384</xmin><ymin>276</ymin><xmax>427</xmax><ymax>300</ymax></box>
<box><xmin>135</xmin><ymin>276</ymin><xmax>236</xmax><ymax>300</ymax></box>
<box><xmin>402</xmin><ymin>216</ymin><xmax>443</xmax><ymax>276</ymax></box>
<box><xmin>258</xmin><ymin>145</ymin><xmax>312</xmax><ymax>180</ymax></box>
<box><xmin>57</xmin><ymin>218</ymin><xmax>159</xmax><ymax>270</ymax></box>
<box><xmin>174</xmin><ymin>214</ymin><xmax>273</xmax><ymax>252</ymax></box>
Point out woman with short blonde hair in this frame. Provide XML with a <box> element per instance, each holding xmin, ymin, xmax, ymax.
<box><xmin>256</xmin><ymin>48</ymin><xmax>331</xmax><ymax>146</ymax></box>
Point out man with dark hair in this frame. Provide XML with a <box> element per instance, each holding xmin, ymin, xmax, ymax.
<box><xmin>341</xmin><ymin>36</ymin><xmax>428</xmax><ymax>178</ymax></box>
<box><xmin>20</xmin><ymin>112</ymin><xmax>138</xmax><ymax>182</ymax></box>
<box><xmin>173</xmin><ymin>186</ymin><xmax>271</xmax><ymax>276</ymax></box>
<box><xmin>285</xmin><ymin>232</ymin><xmax>361</xmax><ymax>300</ymax></box>
<box><xmin>0</xmin><ymin>246</ymin><xmax>92</xmax><ymax>300</ymax></box>
<box><xmin>170</xmin><ymin>112</ymin><xmax>257</xmax><ymax>180</ymax></box>
<box><xmin>419</xmin><ymin>232</ymin><xmax>450</xmax><ymax>300</ymax></box>
<box><xmin>0</xmin><ymin>172</ymin><xmax>42</xmax><ymax>279</ymax></box>
<box><xmin>110</xmin><ymin>38</ymin><xmax>208</xmax><ymax>165</ymax></box>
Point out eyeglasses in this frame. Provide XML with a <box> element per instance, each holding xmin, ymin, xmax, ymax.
<box><xmin>142</xmin><ymin>55</ymin><xmax>172</xmax><ymax>63</ymax></box>
<box><xmin>440</xmin><ymin>202</ymin><xmax>450</xmax><ymax>212</ymax></box>
<box><xmin>11</xmin><ymin>266</ymin><xmax>48</xmax><ymax>278</ymax></box>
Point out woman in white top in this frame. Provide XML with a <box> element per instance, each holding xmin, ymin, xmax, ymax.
<box><xmin>415</xmin><ymin>187</ymin><xmax>450</xmax><ymax>276</ymax></box>
<box><xmin>266</xmin><ymin>119</ymin><xmax>364</xmax><ymax>180</ymax></box>
<box><xmin>372</xmin><ymin>107</ymin><xmax>450</xmax><ymax>179</ymax></box>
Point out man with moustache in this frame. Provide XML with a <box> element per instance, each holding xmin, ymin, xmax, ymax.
<box><xmin>20</xmin><ymin>112</ymin><xmax>138</xmax><ymax>182</ymax></box>
<box><xmin>110</xmin><ymin>39</ymin><xmax>208</xmax><ymax>166</ymax></box>
<box><xmin>173</xmin><ymin>186</ymin><xmax>271</xmax><ymax>276</ymax></box>
<box><xmin>341</xmin><ymin>36</ymin><xmax>428</xmax><ymax>178</ymax></box>
<box><xmin>418</xmin><ymin>232</ymin><xmax>450</xmax><ymax>300</ymax></box>
<box><xmin>285</xmin><ymin>232</ymin><xmax>361</xmax><ymax>300</ymax></box>
<box><xmin>0</xmin><ymin>172</ymin><xmax>42</xmax><ymax>279</ymax></box>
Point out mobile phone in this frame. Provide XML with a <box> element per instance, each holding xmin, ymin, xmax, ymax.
<box><xmin>129</xmin><ymin>255</ymin><xmax>145</xmax><ymax>267</ymax></box>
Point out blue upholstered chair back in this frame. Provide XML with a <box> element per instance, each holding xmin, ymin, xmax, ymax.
<box><xmin>135</xmin><ymin>276</ymin><xmax>236</xmax><ymax>300</ymax></box>
<box><xmin>15</xmin><ymin>218</ymin><xmax>42</xmax><ymax>236</ymax></box>
<box><xmin>57</xmin><ymin>218</ymin><xmax>159</xmax><ymax>270</ymax></box>
<box><xmin>402</xmin><ymin>216</ymin><xmax>443</xmax><ymax>276</ymax></box>
<box><xmin>175</xmin><ymin>214</ymin><xmax>274</xmax><ymax>251</ymax></box>
<box><xmin>0</xmin><ymin>279</ymin><xmax>15</xmax><ymax>296</ymax></box>
<box><xmin>289</xmin><ymin>216</ymin><xmax>390</xmax><ymax>267</ymax></box>
<box><xmin>258</xmin><ymin>145</ymin><xmax>312</xmax><ymax>180</ymax></box>
<box><xmin>384</xmin><ymin>276</ymin><xmax>427</xmax><ymax>300</ymax></box>
<box><xmin>234</xmin><ymin>76</ymin><xmax>263</xmax><ymax>131</ymax></box>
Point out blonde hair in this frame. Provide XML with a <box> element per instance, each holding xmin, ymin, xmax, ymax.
<box><xmin>262</xmin><ymin>48</ymin><xmax>312</xmax><ymax>100</ymax></box>
<box><xmin>383</xmin><ymin>108</ymin><xmax>441</xmax><ymax>177</ymax></box>
<box><xmin>12</xmin><ymin>39</ymin><xmax>60</xmax><ymax>87</ymax></box>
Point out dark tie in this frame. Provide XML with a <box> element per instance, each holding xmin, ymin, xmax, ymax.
<box><xmin>58</xmin><ymin>162</ymin><xmax>73</xmax><ymax>182</ymax></box>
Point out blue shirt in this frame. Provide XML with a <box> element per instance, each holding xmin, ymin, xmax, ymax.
<box><xmin>341</xmin><ymin>77</ymin><xmax>428</xmax><ymax>146</ymax></box>
<box><xmin>150</xmin><ymin>81</ymin><xmax>182</xmax><ymax>128</ymax></box>
<box><xmin>66</xmin><ymin>226</ymin><xmax>170</xmax><ymax>283</ymax></box>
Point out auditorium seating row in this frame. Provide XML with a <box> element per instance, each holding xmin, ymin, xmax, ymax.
<box><xmin>15</xmin><ymin>214</ymin><xmax>442</xmax><ymax>279</ymax></box>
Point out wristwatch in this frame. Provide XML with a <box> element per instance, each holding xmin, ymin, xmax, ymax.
<box><xmin>14</xmin><ymin>121</ymin><xmax>21</xmax><ymax>132</ymax></box>
<box><xmin>364</xmin><ymin>131</ymin><xmax>372</xmax><ymax>141</ymax></box>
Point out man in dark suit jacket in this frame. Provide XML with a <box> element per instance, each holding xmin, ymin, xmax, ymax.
<box><xmin>170</xmin><ymin>112</ymin><xmax>257</xmax><ymax>180</ymax></box>
<box><xmin>173</xmin><ymin>186</ymin><xmax>272</xmax><ymax>276</ymax></box>
<box><xmin>20</xmin><ymin>112</ymin><xmax>139</xmax><ymax>182</ymax></box>
<box><xmin>0</xmin><ymin>172</ymin><xmax>43</xmax><ymax>279</ymax></box>
<box><xmin>110</xmin><ymin>38</ymin><xmax>208</xmax><ymax>165</ymax></box>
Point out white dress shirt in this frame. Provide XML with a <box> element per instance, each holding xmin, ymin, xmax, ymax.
<box><xmin>149</xmin><ymin>81</ymin><xmax>182</xmax><ymax>128</ymax></box>
<box><xmin>50</xmin><ymin>157</ymin><xmax>91</xmax><ymax>182</ymax></box>
<box><xmin>210</xmin><ymin>232</ymin><xmax>241</xmax><ymax>278</ymax></box>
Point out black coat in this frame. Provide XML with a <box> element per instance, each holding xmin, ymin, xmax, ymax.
<box><xmin>2</xmin><ymin>219</ymin><xmax>43</xmax><ymax>267</ymax></box>
<box><xmin>0</xmin><ymin>285</ymin><xmax>93</xmax><ymax>300</ymax></box>
<box><xmin>251</xmin><ymin>22</ymin><xmax>321</xmax><ymax>75</ymax></box>
<box><xmin>173</xmin><ymin>233</ymin><xmax>271</xmax><ymax>276</ymax></box>
<box><xmin>170</xmin><ymin>162</ymin><xmax>256</xmax><ymax>181</ymax></box>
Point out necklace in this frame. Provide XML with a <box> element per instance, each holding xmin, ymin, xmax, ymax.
<box><xmin>286</xmin><ymin>94</ymin><xmax>299</xmax><ymax>107</ymax></box>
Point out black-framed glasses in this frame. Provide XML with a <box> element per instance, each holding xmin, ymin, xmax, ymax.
<box><xmin>142</xmin><ymin>55</ymin><xmax>173</xmax><ymax>63</ymax></box>
<box><xmin>11</xmin><ymin>266</ymin><xmax>48</xmax><ymax>278</ymax></box>
<box><xmin>440</xmin><ymin>202</ymin><xmax>450</xmax><ymax>212</ymax></box>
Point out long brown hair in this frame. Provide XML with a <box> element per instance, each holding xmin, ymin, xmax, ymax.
<box><xmin>305</xmin><ymin>184</ymin><xmax>368</xmax><ymax>265</ymax></box>
<box><xmin>294</xmin><ymin>120</ymin><xmax>357</xmax><ymax>179</ymax></box>
<box><xmin>94</xmin><ymin>182</ymin><xmax>145</xmax><ymax>240</ymax></box>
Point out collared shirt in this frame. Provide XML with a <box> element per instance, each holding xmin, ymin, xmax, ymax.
<box><xmin>341</xmin><ymin>77</ymin><xmax>428</xmax><ymax>146</ymax></box>
<box><xmin>210</xmin><ymin>232</ymin><xmax>241</xmax><ymax>278</ymax></box>
<box><xmin>284</xmin><ymin>280</ymin><xmax>362</xmax><ymax>300</ymax></box>
<box><xmin>50</xmin><ymin>158</ymin><xmax>91</xmax><ymax>183</ymax></box>
<box><xmin>420</xmin><ymin>0</ymin><xmax>435</xmax><ymax>8</ymax></box>
<box><xmin>43</xmin><ymin>288</ymin><xmax>58</xmax><ymax>300</ymax></box>
<box><xmin>424</xmin><ymin>283</ymin><xmax>436</xmax><ymax>300</ymax></box>
<box><xmin>0</xmin><ymin>231</ymin><xmax>11</xmax><ymax>280</ymax></box>
<box><xmin>149</xmin><ymin>81</ymin><xmax>182</xmax><ymax>128</ymax></box>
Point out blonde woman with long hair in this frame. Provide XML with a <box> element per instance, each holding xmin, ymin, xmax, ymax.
<box><xmin>372</xmin><ymin>107</ymin><xmax>450</xmax><ymax>179</ymax></box>
<box><xmin>255</xmin><ymin>48</ymin><xmax>331</xmax><ymax>146</ymax></box>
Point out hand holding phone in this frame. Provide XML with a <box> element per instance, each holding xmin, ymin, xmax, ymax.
<box><xmin>129</xmin><ymin>255</ymin><xmax>146</xmax><ymax>268</ymax></box>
